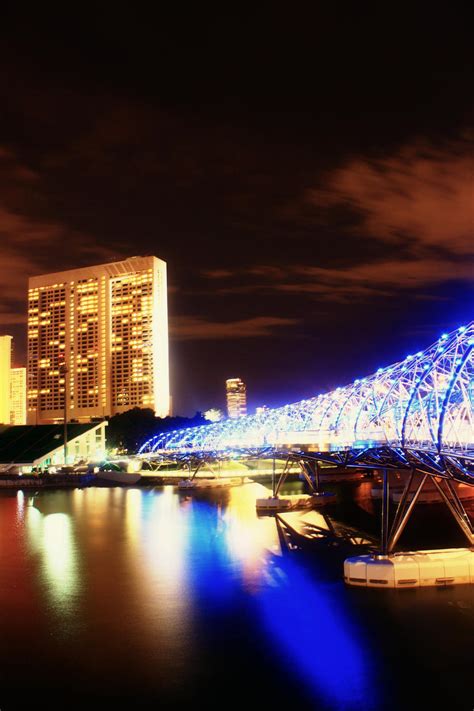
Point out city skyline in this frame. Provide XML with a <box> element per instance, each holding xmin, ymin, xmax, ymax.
<box><xmin>0</xmin><ymin>7</ymin><xmax>472</xmax><ymax>416</ymax></box>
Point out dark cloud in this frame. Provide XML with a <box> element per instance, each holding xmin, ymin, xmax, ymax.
<box><xmin>171</xmin><ymin>316</ymin><xmax>300</xmax><ymax>340</ymax></box>
<box><xmin>0</xmin><ymin>146</ymin><xmax>119</xmax><ymax>325</ymax></box>
<box><xmin>200</xmin><ymin>138</ymin><xmax>474</xmax><ymax>303</ymax></box>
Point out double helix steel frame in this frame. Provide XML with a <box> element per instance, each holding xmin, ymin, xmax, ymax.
<box><xmin>140</xmin><ymin>322</ymin><xmax>473</xmax><ymax>467</ymax></box>
<box><xmin>139</xmin><ymin>322</ymin><xmax>474</xmax><ymax>553</ymax></box>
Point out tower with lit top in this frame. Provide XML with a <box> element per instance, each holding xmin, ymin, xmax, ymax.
<box><xmin>226</xmin><ymin>377</ymin><xmax>247</xmax><ymax>419</ymax></box>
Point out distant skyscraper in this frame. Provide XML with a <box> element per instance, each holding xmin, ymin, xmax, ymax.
<box><xmin>226</xmin><ymin>378</ymin><xmax>247</xmax><ymax>419</ymax></box>
<box><xmin>10</xmin><ymin>368</ymin><xmax>26</xmax><ymax>425</ymax></box>
<box><xmin>0</xmin><ymin>335</ymin><xmax>12</xmax><ymax>425</ymax></box>
<box><xmin>28</xmin><ymin>256</ymin><xmax>169</xmax><ymax>424</ymax></box>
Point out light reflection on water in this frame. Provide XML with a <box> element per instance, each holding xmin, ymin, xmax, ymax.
<box><xmin>24</xmin><ymin>502</ymin><xmax>81</xmax><ymax>637</ymax></box>
<box><xmin>0</xmin><ymin>483</ymin><xmax>473</xmax><ymax>709</ymax></box>
<box><xmin>257</xmin><ymin>557</ymin><xmax>375</xmax><ymax>710</ymax></box>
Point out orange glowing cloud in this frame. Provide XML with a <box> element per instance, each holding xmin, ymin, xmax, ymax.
<box><xmin>308</xmin><ymin>138</ymin><xmax>474</xmax><ymax>255</ymax></box>
<box><xmin>203</xmin><ymin>137</ymin><xmax>473</xmax><ymax>302</ymax></box>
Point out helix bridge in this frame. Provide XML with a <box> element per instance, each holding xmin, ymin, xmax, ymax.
<box><xmin>139</xmin><ymin>322</ymin><xmax>474</xmax><ymax>563</ymax></box>
<box><xmin>140</xmin><ymin>322</ymin><xmax>473</xmax><ymax>482</ymax></box>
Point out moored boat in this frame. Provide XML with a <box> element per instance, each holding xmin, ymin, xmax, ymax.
<box><xmin>178</xmin><ymin>475</ymin><xmax>244</xmax><ymax>490</ymax></box>
<box><xmin>97</xmin><ymin>470</ymin><xmax>142</xmax><ymax>485</ymax></box>
<box><xmin>97</xmin><ymin>459</ymin><xmax>142</xmax><ymax>485</ymax></box>
<box><xmin>256</xmin><ymin>491</ymin><xmax>336</xmax><ymax>513</ymax></box>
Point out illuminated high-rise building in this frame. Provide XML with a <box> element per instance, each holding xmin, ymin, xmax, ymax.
<box><xmin>0</xmin><ymin>335</ymin><xmax>12</xmax><ymax>425</ymax></box>
<box><xmin>27</xmin><ymin>256</ymin><xmax>169</xmax><ymax>424</ymax></box>
<box><xmin>10</xmin><ymin>368</ymin><xmax>26</xmax><ymax>425</ymax></box>
<box><xmin>226</xmin><ymin>378</ymin><xmax>247</xmax><ymax>419</ymax></box>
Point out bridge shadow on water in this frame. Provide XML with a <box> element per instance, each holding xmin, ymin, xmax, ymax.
<box><xmin>270</xmin><ymin>477</ymin><xmax>473</xmax><ymax>552</ymax></box>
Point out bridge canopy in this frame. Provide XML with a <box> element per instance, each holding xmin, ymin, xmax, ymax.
<box><xmin>139</xmin><ymin>322</ymin><xmax>474</xmax><ymax>457</ymax></box>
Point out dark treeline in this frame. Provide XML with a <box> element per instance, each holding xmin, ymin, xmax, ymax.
<box><xmin>105</xmin><ymin>408</ymin><xmax>208</xmax><ymax>453</ymax></box>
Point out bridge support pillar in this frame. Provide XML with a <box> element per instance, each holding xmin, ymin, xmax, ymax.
<box><xmin>431</xmin><ymin>477</ymin><xmax>474</xmax><ymax>546</ymax></box>
<box><xmin>274</xmin><ymin>456</ymin><xmax>295</xmax><ymax>496</ymax></box>
<box><xmin>298</xmin><ymin>458</ymin><xmax>319</xmax><ymax>494</ymax></box>
<box><xmin>315</xmin><ymin>461</ymin><xmax>321</xmax><ymax>493</ymax></box>
<box><xmin>379</xmin><ymin>469</ymin><xmax>390</xmax><ymax>556</ymax></box>
<box><xmin>387</xmin><ymin>471</ymin><xmax>427</xmax><ymax>553</ymax></box>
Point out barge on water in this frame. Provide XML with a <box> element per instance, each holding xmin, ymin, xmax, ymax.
<box><xmin>178</xmin><ymin>475</ymin><xmax>247</xmax><ymax>490</ymax></box>
<box><xmin>256</xmin><ymin>491</ymin><xmax>336</xmax><ymax>513</ymax></box>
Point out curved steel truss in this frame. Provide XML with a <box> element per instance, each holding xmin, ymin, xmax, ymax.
<box><xmin>140</xmin><ymin>322</ymin><xmax>474</xmax><ymax>477</ymax></box>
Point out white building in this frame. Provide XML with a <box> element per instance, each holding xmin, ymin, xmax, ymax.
<box><xmin>28</xmin><ymin>256</ymin><xmax>169</xmax><ymax>424</ymax></box>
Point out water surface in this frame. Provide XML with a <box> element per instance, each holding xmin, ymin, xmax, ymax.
<box><xmin>0</xmin><ymin>483</ymin><xmax>473</xmax><ymax>710</ymax></box>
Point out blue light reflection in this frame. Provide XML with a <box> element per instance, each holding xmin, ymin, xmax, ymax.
<box><xmin>256</xmin><ymin>557</ymin><xmax>378</xmax><ymax>710</ymax></box>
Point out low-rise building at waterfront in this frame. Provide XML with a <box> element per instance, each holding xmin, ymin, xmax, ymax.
<box><xmin>0</xmin><ymin>421</ymin><xmax>107</xmax><ymax>474</ymax></box>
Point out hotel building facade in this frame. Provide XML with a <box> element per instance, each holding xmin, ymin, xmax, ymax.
<box><xmin>27</xmin><ymin>256</ymin><xmax>169</xmax><ymax>424</ymax></box>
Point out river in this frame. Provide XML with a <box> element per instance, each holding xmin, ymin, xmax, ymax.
<box><xmin>0</xmin><ymin>481</ymin><xmax>473</xmax><ymax>710</ymax></box>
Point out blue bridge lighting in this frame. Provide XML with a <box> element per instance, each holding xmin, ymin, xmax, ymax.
<box><xmin>140</xmin><ymin>322</ymin><xmax>473</xmax><ymax>459</ymax></box>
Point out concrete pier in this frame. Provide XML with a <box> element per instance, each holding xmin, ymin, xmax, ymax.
<box><xmin>344</xmin><ymin>548</ymin><xmax>474</xmax><ymax>588</ymax></box>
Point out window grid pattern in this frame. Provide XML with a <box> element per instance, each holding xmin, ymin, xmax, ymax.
<box><xmin>111</xmin><ymin>270</ymin><xmax>154</xmax><ymax>409</ymax></box>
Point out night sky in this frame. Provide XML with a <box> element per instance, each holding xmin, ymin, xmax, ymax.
<box><xmin>0</xmin><ymin>7</ymin><xmax>472</xmax><ymax>415</ymax></box>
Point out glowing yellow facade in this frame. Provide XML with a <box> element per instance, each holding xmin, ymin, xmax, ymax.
<box><xmin>10</xmin><ymin>368</ymin><xmax>26</xmax><ymax>425</ymax></box>
<box><xmin>0</xmin><ymin>336</ymin><xmax>12</xmax><ymax>425</ymax></box>
<box><xmin>226</xmin><ymin>378</ymin><xmax>247</xmax><ymax>419</ymax></box>
<box><xmin>28</xmin><ymin>256</ymin><xmax>169</xmax><ymax>424</ymax></box>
